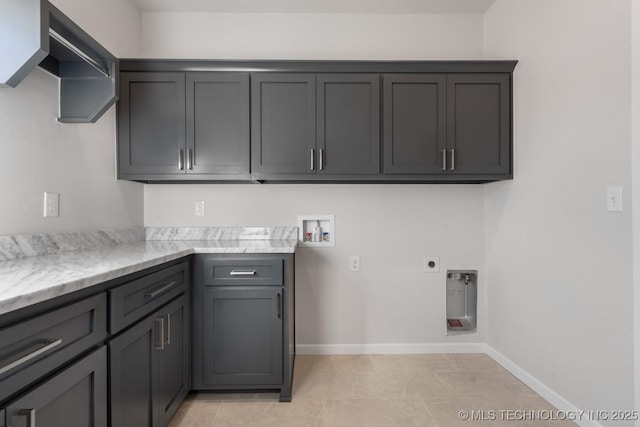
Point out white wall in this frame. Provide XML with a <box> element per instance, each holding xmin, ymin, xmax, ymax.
<box><xmin>483</xmin><ymin>0</ymin><xmax>634</xmax><ymax>420</ymax></box>
<box><xmin>141</xmin><ymin>12</ymin><xmax>487</xmax><ymax>350</ymax></box>
<box><xmin>632</xmin><ymin>0</ymin><xmax>640</xmax><ymax>420</ymax></box>
<box><xmin>0</xmin><ymin>0</ymin><xmax>143</xmax><ymax>235</ymax></box>
<box><xmin>141</xmin><ymin>12</ymin><xmax>483</xmax><ymax>60</ymax></box>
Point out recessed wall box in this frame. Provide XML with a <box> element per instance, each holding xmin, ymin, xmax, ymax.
<box><xmin>297</xmin><ymin>215</ymin><xmax>335</xmax><ymax>247</ymax></box>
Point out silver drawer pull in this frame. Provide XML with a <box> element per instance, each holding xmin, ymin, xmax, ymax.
<box><xmin>229</xmin><ymin>270</ymin><xmax>257</xmax><ymax>276</ymax></box>
<box><xmin>0</xmin><ymin>339</ymin><xmax>63</xmax><ymax>376</ymax></box>
<box><xmin>144</xmin><ymin>281</ymin><xmax>177</xmax><ymax>299</ymax></box>
<box><xmin>154</xmin><ymin>318</ymin><xmax>165</xmax><ymax>351</ymax></box>
<box><xmin>18</xmin><ymin>408</ymin><xmax>36</xmax><ymax>427</ymax></box>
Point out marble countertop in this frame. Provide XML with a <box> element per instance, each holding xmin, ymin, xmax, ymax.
<box><xmin>0</xmin><ymin>238</ymin><xmax>297</xmax><ymax>316</ymax></box>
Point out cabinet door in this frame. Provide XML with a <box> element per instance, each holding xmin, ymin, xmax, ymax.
<box><xmin>446</xmin><ymin>74</ymin><xmax>511</xmax><ymax>175</ymax></box>
<box><xmin>383</xmin><ymin>74</ymin><xmax>446</xmax><ymax>174</ymax></box>
<box><xmin>4</xmin><ymin>347</ymin><xmax>106</xmax><ymax>427</ymax></box>
<box><xmin>317</xmin><ymin>74</ymin><xmax>380</xmax><ymax>175</ymax></box>
<box><xmin>118</xmin><ymin>72</ymin><xmax>186</xmax><ymax>176</ymax></box>
<box><xmin>202</xmin><ymin>287</ymin><xmax>283</xmax><ymax>386</ymax></box>
<box><xmin>186</xmin><ymin>73</ymin><xmax>250</xmax><ymax>174</ymax></box>
<box><xmin>251</xmin><ymin>74</ymin><xmax>316</xmax><ymax>174</ymax></box>
<box><xmin>109</xmin><ymin>315</ymin><xmax>157</xmax><ymax>427</ymax></box>
<box><xmin>155</xmin><ymin>296</ymin><xmax>190</xmax><ymax>427</ymax></box>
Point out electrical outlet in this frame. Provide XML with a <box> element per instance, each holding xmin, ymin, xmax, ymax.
<box><xmin>349</xmin><ymin>256</ymin><xmax>360</xmax><ymax>272</ymax></box>
<box><xmin>423</xmin><ymin>257</ymin><xmax>440</xmax><ymax>272</ymax></box>
<box><xmin>195</xmin><ymin>200</ymin><xmax>205</xmax><ymax>216</ymax></box>
<box><xmin>607</xmin><ymin>187</ymin><xmax>623</xmax><ymax>212</ymax></box>
<box><xmin>44</xmin><ymin>192</ymin><xmax>59</xmax><ymax>217</ymax></box>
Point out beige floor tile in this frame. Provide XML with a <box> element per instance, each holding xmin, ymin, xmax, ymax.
<box><xmin>293</xmin><ymin>371</ymin><xmax>358</xmax><ymax>399</ymax></box>
<box><xmin>353</xmin><ymin>371</ymin><xmax>411</xmax><ymax>399</ymax></box>
<box><xmin>168</xmin><ymin>399</ymin><xmax>222</xmax><ymax>427</ymax></box>
<box><xmin>447</xmin><ymin>354</ymin><xmax>505</xmax><ymax>372</ymax></box>
<box><xmin>370</xmin><ymin>354</ymin><xmax>459</xmax><ymax>374</ymax></box>
<box><xmin>328</xmin><ymin>355</ymin><xmax>376</xmax><ymax>374</ymax></box>
<box><xmin>404</xmin><ymin>372</ymin><xmax>454</xmax><ymax>403</ymax></box>
<box><xmin>210</xmin><ymin>401</ymin><xmax>273</xmax><ymax>426</ymax></box>
<box><xmin>169</xmin><ymin>355</ymin><xmax>573</xmax><ymax>427</ymax></box>
<box><xmin>246</xmin><ymin>398</ymin><xmax>324</xmax><ymax>427</ymax></box>
<box><xmin>436</xmin><ymin>371</ymin><xmax>533</xmax><ymax>399</ymax></box>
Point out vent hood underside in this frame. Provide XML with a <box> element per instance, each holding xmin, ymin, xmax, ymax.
<box><xmin>0</xmin><ymin>0</ymin><xmax>118</xmax><ymax>123</ymax></box>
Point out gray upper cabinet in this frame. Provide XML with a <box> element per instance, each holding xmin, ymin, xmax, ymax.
<box><xmin>317</xmin><ymin>74</ymin><xmax>380</xmax><ymax>175</ymax></box>
<box><xmin>187</xmin><ymin>73</ymin><xmax>250</xmax><ymax>174</ymax></box>
<box><xmin>119</xmin><ymin>60</ymin><xmax>516</xmax><ymax>183</ymax></box>
<box><xmin>252</xmin><ymin>73</ymin><xmax>380</xmax><ymax>177</ymax></box>
<box><xmin>251</xmin><ymin>74</ymin><xmax>316</xmax><ymax>175</ymax></box>
<box><xmin>446</xmin><ymin>74</ymin><xmax>511</xmax><ymax>176</ymax></box>
<box><xmin>118</xmin><ymin>72</ymin><xmax>250</xmax><ymax>181</ymax></box>
<box><xmin>382</xmin><ymin>74</ymin><xmax>446</xmax><ymax>174</ymax></box>
<box><xmin>119</xmin><ymin>72</ymin><xmax>186</xmax><ymax>177</ymax></box>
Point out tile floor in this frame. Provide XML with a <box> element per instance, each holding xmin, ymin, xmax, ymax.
<box><xmin>168</xmin><ymin>354</ymin><xmax>576</xmax><ymax>426</ymax></box>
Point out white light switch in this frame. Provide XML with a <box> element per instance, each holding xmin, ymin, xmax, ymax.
<box><xmin>607</xmin><ymin>187</ymin><xmax>623</xmax><ymax>212</ymax></box>
<box><xmin>44</xmin><ymin>192</ymin><xmax>59</xmax><ymax>217</ymax></box>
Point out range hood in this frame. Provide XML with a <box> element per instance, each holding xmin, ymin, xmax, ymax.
<box><xmin>0</xmin><ymin>0</ymin><xmax>118</xmax><ymax>123</ymax></box>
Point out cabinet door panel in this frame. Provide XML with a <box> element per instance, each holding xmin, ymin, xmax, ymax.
<box><xmin>383</xmin><ymin>74</ymin><xmax>446</xmax><ymax>174</ymax></box>
<box><xmin>119</xmin><ymin>72</ymin><xmax>186</xmax><ymax>176</ymax></box>
<box><xmin>4</xmin><ymin>347</ymin><xmax>106</xmax><ymax>427</ymax></box>
<box><xmin>251</xmin><ymin>74</ymin><xmax>316</xmax><ymax>174</ymax></box>
<box><xmin>447</xmin><ymin>74</ymin><xmax>511</xmax><ymax>175</ymax></box>
<box><xmin>317</xmin><ymin>74</ymin><xmax>380</xmax><ymax>175</ymax></box>
<box><xmin>203</xmin><ymin>287</ymin><xmax>282</xmax><ymax>386</ymax></box>
<box><xmin>187</xmin><ymin>73</ymin><xmax>250</xmax><ymax>174</ymax></box>
<box><xmin>109</xmin><ymin>316</ymin><xmax>156</xmax><ymax>427</ymax></box>
<box><xmin>156</xmin><ymin>296</ymin><xmax>190</xmax><ymax>427</ymax></box>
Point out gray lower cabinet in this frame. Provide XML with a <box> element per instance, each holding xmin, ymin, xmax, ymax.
<box><xmin>0</xmin><ymin>293</ymin><xmax>107</xmax><ymax>427</ymax></box>
<box><xmin>251</xmin><ymin>73</ymin><xmax>380</xmax><ymax>177</ymax></box>
<box><xmin>3</xmin><ymin>347</ymin><xmax>107</xmax><ymax>427</ymax></box>
<box><xmin>118</xmin><ymin>72</ymin><xmax>250</xmax><ymax>181</ymax></box>
<box><xmin>202</xmin><ymin>287</ymin><xmax>282</xmax><ymax>386</ymax></box>
<box><xmin>109</xmin><ymin>295</ymin><xmax>189</xmax><ymax>427</ymax></box>
<box><xmin>192</xmin><ymin>255</ymin><xmax>295</xmax><ymax>402</ymax></box>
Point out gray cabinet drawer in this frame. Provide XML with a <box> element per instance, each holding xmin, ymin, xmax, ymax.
<box><xmin>3</xmin><ymin>346</ymin><xmax>106</xmax><ymax>427</ymax></box>
<box><xmin>202</xmin><ymin>258</ymin><xmax>283</xmax><ymax>286</ymax></box>
<box><xmin>0</xmin><ymin>293</ymin><xmax>107</xmax><ymax>403</ymax></box>
<box><xmin>109</xmin><ymin>262</ymin><xmax>187</xmax><ymax>333</ymax></box>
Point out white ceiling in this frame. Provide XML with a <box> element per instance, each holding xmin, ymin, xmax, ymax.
<box><xmin>131</xmin><ymin>0</ymin><xmax>496</xmax><ymax>14</ymax></box>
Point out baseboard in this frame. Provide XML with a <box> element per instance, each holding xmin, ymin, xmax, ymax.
<box><xmin>296</xmin><ymin>342</ymin><xmax>487</xmax><ymax>355</ymax></box>
<box><xmin>484</xmin><ymin>345</ymin><xmax>602</xmax><ymax>427</ymax></box>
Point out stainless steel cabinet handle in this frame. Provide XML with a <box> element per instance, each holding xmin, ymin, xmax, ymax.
<box><xmin>229</xmin><ymin>270</ymin><xmax>257</xmax><ymax>276</ymax></box>
<box><xmin>441</xmin><ymin>149</ymin><xmax>447</xmax><ymax>171</ymax></box>
<box><xmin>187</xmin><ymin>149</ymin><xmax>193</xmax><ymax>170</ymax></box>
<box><xmin>450</xmin><ymin>149</ymin><xmax>456</xmax><ymax>171</ymax></box>
<box><xmin>18</xmin><ymin>408</ymin><xmax>36</xmax><ymax>427</ymax></box>
<box><xmin>0</xmin><ymin>339</ymin><xmax>63</xmax><ymax>376</ymax></box>
<box><xmin>154</xmin><ymin>317</ymin><xmax>165</xmax><ymax>350</ymax></box>
<box><xmin>310</xmin><ymin>149</ymin><xmax>315</xmax><ymax>171</ymax></box>
<box><xmin>178</xmin><ymin>149</ymin><xmax>184</xmax><ymax>170</ymax></box>
<box><xmin>164</xmin><ymin>313</ymin><xmax>171</xmax><ymax>345</ymax></box>
<box><xmin>319</xmin><ymin>149</ymin><xmax>324</xmax><ymax>171</ymax></box>
<box><xmin>144</xmin><ymin>281</ymin><xmax>177</xmax><ymax>299</ymax></box>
